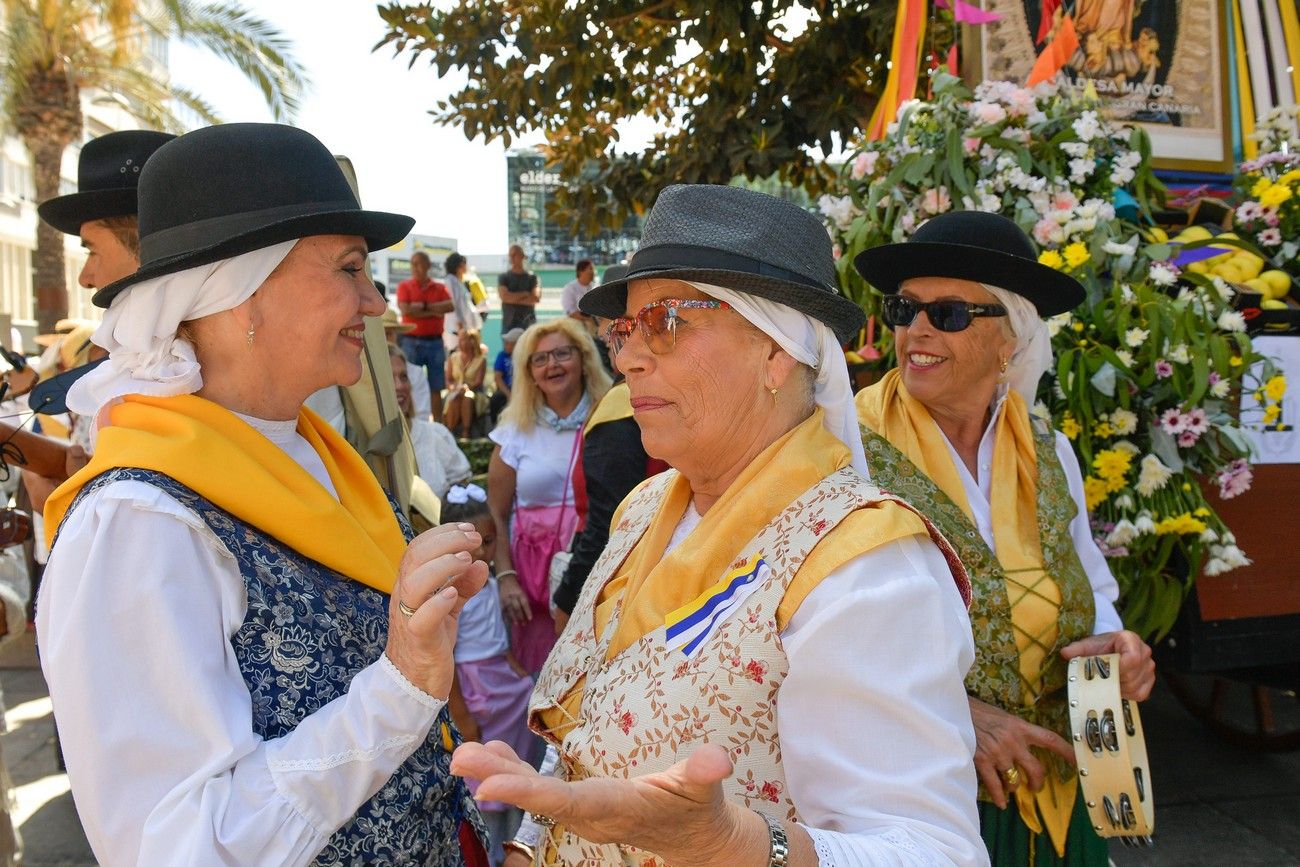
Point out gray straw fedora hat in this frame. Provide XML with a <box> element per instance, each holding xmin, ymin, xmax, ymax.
<box><xmin>93</xmin><ymin>123</ymin><xmax>414</xmax><ymax>307</ymax></box>
<box><xmin>579</xmin><ymin>185</ymin><xmax>865</xmax><ymax>342</ymax></box>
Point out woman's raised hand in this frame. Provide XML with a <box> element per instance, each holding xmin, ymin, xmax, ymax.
<box><xmin>451</xmin><ymin>741</ymin><xmax>766</xmax><ymax>867</ymax></box>
<box><xmin>385</xmin><ymin>523</ymin><xmax>488</xmax><ymax>699</ymax></box>
<box><xmin>1060</xmin><ymin>630</ymin><xmax>1156</xmax><ymax>701</ymax></box>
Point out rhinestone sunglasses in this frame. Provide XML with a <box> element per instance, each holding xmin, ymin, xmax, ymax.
<box><xmin>603</xmin><ymin>299</ymin><xmax>732</xmax><ymax>356</ymax></box>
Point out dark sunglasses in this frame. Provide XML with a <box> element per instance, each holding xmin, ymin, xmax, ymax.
<box><xmin>603</xmin><ymin>299</ymin><xmax>732</xmax><ymax>356</ymax></box>
<box><xmin>881</xmin><ymin>295</ymin><xmax>1008</xmax><ymax>333</ymax></box>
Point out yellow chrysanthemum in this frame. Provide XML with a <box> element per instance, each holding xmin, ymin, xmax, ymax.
<box><xmin>1264</xmin><ymin>403</ymin><xmax>1281</xmax><ymax>424</ymax></box>
<box><xmin>1038</xmin><ymin>249</ymin><xmax>1065</xmax><ymax>270</ymax></box>
<box><xmin>1093</xmin><ymin>421</ymin><xmax>1115</xmax><ymax>439</ymax></box>
<box><xmin>1264</xmin><ymin>375</ymin><xmax>1287</xmax><ymax>402</ymax></box>
<box><xmin>1155</xmin><ymin>513</ymin><xmax>1209</xmax><ymax>536</ymax></box>
<box><xmin>1061</xmin><ymin>413</ymin><xmax>1081</xmax><ymax>440</ymax></box>
<box><xmin>1084</xmin><ymin>476</ymin><xmax>1108</xmax><ymax>511</ymax></box>
<box><xmin>1092</xmin><ymin>448</ymin><xmax>1132</xmax><ymax>482</ymax></box>
<box><xmin>1260</xmin><ymin>183</ymin><xmax>1293</xmax><ymax>209</ymax></box>
<box><xmin>1280</xmin><ymin>169</ymin><xmax>1300</xmax><ymax>186</ymax></box>
<box><xmin>1252</xmin><ymin>175</ymin><xmax>1273</xmax><ymax>197</ymax></box>
<box><xmin>1063</xmin><ymin>242</ymin><xmax>1090</xmax><ymax>269</ymax></box>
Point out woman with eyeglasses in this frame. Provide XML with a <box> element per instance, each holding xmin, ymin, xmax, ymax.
<box><xmin>488</xmin><ymin>318</ymin><xmax>611</xmax><ymax>675</ymax></box>
<box><xmin>456</xmin><ymin>185</ymin><xmax>986</xmax><ymax>867</ymax></box>
<box><xmin>854</xmin><ymin>210</ymin><xmax>1154</xmax><ymax>867</ymax></box>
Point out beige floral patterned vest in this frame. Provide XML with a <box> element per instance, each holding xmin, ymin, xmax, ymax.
<box><xmin>528</xmin><ymin>467</ymin><xmax>970</xmax><ymax>866</ymax></box>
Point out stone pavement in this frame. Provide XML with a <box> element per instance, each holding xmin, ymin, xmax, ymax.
<box><xmin>0</xmin><ymin>628</ymin><xmax>1296</xmax><ymax>867</ymax></box>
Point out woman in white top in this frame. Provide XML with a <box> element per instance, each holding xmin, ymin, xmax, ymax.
<box><xmin>37</xmin><ymin>124</ymin><xmax>490</xmax><ymax>866</ymax></box>
<box><xmin>488</xmin><ymin>317</ymin><xmax>612</xmax><ymax>675</ymax></box>
<box><xmin>455</xmin><ymin>184</ymin><xmax>985</xmax><ymax>867</ymax></box>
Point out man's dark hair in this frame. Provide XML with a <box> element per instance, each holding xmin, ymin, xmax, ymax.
<box><xmin>374</xmin><ymin>280</ymin><xmax>387</xmax><ymax>299</ymax></box>
<box><xmin>100</xmin><ymin>215</ymin><xmax>141</xmax><ymax>257</ymax></box>
<box><xmin>575</xmin><ymin>259</ymin><xmax>593</xmax><ymax>276</ymax></box>
<box><xmin>445</xmin><ymin>252</ymin><xmax>467</xmax><ymax>274</ymax></box>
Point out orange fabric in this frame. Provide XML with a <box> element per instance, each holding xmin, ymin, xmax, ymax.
<box><xmin>1027</xmin><ymin>14</ymin><xmax>1079</xmax><ymax>86</ymax></box>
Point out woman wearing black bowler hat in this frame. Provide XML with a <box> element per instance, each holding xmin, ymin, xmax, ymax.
<box><xmin>37</xmin><ymin>124</ymin><xmax>490</xmax><ymax>866</ymax></box>
<box><xmin>854</xmin><ymin>210</ymin><xmax>1155</xmax><ymax>867</ymax></box>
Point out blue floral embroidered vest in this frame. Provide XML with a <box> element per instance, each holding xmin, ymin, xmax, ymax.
<box><xmin>61</xmin><ymin>468</ymin><xmax>486</xmax><ymax>866</ymax></box>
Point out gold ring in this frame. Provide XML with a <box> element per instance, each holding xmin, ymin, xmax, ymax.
<box><xmin>398</xmin><ymin>599</ymin><xmax>420</xmax><ymax>619</ymax></box>
<box><xmin>533</xmin><ymin>813</ymin><xmax>556</xmax><ymax>829</ymax></box>
<box><xmin>1002</xmin><ymin>766</ymin><xmax>1021</xmax><ymax>788</ymax></box>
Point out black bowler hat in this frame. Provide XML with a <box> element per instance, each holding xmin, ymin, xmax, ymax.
<box><xmin>93</xmin><ymin>123</ymin><xmax>415</xmax><ymax>308</ymax></box>
<box><xmin>37</xmin><ymin>130</ymin><xmax>175</xmax><ymax>235</ymax></box>
<box><xmin>854</xmin><ymin>211</ymin><xmax>1084</xmax><ymax>317</ymax></box>
<box><xmin>579</xmin><ymin>185</ymin><xmax>865</xmax><ymax>342</ymax></box>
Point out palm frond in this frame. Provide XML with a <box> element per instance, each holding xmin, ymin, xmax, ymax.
<box><xmin>170</xmin><ymin>0</ymin><xmax>309</xmax><ymax>122</ymax></box>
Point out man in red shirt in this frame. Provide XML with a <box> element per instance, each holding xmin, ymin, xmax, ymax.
<box><xmin>396</xmin><ymin>251</ymin><xmax>453</xmax><ymax>423</ymax></box>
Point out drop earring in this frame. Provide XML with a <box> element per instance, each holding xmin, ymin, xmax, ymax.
<box><xmin>769</xmin><ymin>386</ymin><xmax>779</xmax><ymax>404</ymax></box>
<box><xmin>246</xmin><ymin>325</ymin><xmax>256</xmax><ymax>348</ymax></box>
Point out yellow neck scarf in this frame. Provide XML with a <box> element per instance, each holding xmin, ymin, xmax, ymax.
<box><xmin>857</xmin><ymin>370</ymin><xmax>1074</xmax><ymax>854</ymax></box>
<box><xmin>45</xmin><ymin>393</ymin><xmax>407</xmax><ymax>594</ymax></box>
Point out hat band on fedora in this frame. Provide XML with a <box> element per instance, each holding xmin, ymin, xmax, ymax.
<box><xmin>629</xmin><ymin>244</ymin><xmax>828</xmax><ymax>292</ymax></box>
<box><xmin>141</xmin><ymin>200</ymin><xmax>359</xmax><ymax>263</ymax></box>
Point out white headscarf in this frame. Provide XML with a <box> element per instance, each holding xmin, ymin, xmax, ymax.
<box><xmin>67</xmin><ymin>240</ymin><xmax>298</xmax><ymax>430</ymax></box>
<box><xmin>980</xmin><ymin>282</ymin><xmax>1052</xmax><ymax>405</ymax></box>
<box><xmin>685</xmin><ymin>281</ymin><xmax>869</xmax><ymax>477</ymax></box>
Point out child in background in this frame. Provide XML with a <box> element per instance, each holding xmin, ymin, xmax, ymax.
<box><xmin>441</xmin><ymin>483</ymin><xmax>537</xmax><ymax>864</ymax></box>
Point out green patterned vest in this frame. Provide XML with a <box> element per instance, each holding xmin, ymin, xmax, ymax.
<box><xmin>860</xmin><ymin>423</ymin><xmax>1095</xmax><ymax>791</ymax></box>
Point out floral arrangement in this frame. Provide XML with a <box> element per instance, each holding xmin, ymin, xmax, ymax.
<box><xmin>1230</xmin><ymin>146</ymin><xmax>1300</xmax><ymax>288</ymax></box>
<box><xmin>824</xmin><ymin>72</ymin><xmax>1282</xmax><ymax>639</ymax></box>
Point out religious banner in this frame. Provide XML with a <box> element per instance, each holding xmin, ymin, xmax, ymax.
<box><xmin>974</xmin><ymin>0</ymin><xmax>1232</xmax><ymax>171</ymax></box>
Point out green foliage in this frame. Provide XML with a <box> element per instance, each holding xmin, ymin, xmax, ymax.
<box><xmin>375</xmin><ymin>0</ymin><xmax>942</xmax><ymax>234</ymax></box>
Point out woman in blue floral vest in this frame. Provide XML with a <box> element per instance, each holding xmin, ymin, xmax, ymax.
<box><xmin>38</xmin><ymin>124</ymin><xmax>489</xmax><ymax>866</ymax></box>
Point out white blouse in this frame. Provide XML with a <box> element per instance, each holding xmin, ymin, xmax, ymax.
<box><xmin>936</xmin><ymin>396</ymin><xmax>1123</xmax><ymax>634</ymax></box>
<box><xmin>519</xmin><ymin>505</ymin><xmax>988</xmax><ymax>866</ymax></box>
<box><xmin>488</xmin><ymin>421</ymin><xmax>582</xmax><ymax>509</ymax></box>
<box><xmin>36</xmin><ymin>414</ymin><xmax>446</xmax><ymax>866</ymax></box>
<box><xmin>410</xmin><ymin>417</ymin><xmax>472</xmax><ymax>499</ymax></box>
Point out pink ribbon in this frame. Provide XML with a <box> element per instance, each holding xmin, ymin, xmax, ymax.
<box><xmin>936</xmin><ymin>0</ymin><xmax>1003</xmax><ymax>25</ymax></box>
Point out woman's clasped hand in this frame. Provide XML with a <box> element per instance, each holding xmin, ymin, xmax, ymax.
<box><xmin>385</xmin><ymin>522</ymin><xmax>490</xmax><ymax>699</ymax></box>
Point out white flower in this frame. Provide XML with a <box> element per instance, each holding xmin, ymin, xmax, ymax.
<box><xmin>1204</xmin><ymin>557</ymin><xmax>1229</xmax><ymax>576</ymax></box>
<box><xmin>1106</xmin><ymin>519</ymin><xmax>1139</xmax><ymax>547</ymax></box>
<box><xmin>1217</xmin><ymin>310</ymin><xmax>1247</xmax><ymax>333</ymax></box>
<box><xmin>1114</xmin><ymin>493</ymin><xmax>1135</xmax><ymax>511</ymax></box>
<box><xmin>1211</xmin><ymin>277</ymin><xmax>1234</xmax><ymax>301</ymax></box>
<box><xmin>1210</xmin><ymin>378</ymin><xmax>1231</xmax><ymax>398</ymax></box>
<box><xmin>1125</xmin><ymin>327</ymin><xmax>1150</xmax><ymax>348</ymax></box>
<box><xmin>1069</xmin><ymin>158</ymin><xmax>1095</xmax><ymax>183</ymax></box>
<box><xmin>969</xmin><ymin>100</ymin><xmax>1008</xmax><ymax>125</ymax></box>
<box><xmin>1072</xmin><ymin>110</ymin><xmax>1102</xmax><ymax>142</ymax></box>
<box><xmin>1111</xmin><ymin>409</ymin><xmax>1139</xmax><ymax>436</ymax></box>
<box><xmin>1112</xmin><ymin>439</ymin><xmax>1140</xmax><ymax>456</ymax></box>
<box><xmin>1149</xmin><ymin>263</ymin><xmax>1178</xmax><ymax>286</ymax></box>
<box><xmin>1199</xmin><ymin>528</ymin><xmax>1219</xmax><ymax>543</ymax></box>
<box><xmin>1027</xmin><ymin>110</ymin><xmax>1048</xmax><ymax>126</ymax></box>
<box><xmin>1136</xmin><ymin>454</ymin><xmax>1173</xmax><ymax>496</ymax></box>
<box><xmin>1031</xmin><ymin>401</ymin><xmax>1051</xmax><ymax>422</ymax></box>
<box><xmin>1046</xmin><ymin>312</ymin><xmax>1072</xmax><ymax>337</ymax></box>
<box><xmin>1115</xmin><ymin>349</ymin><xmax>1134</xmax><ymax>367</ymax></box>
<box><xmin>1169</xmin><ymin>343</ymin><xmax>1191</xmax><ymax>364</ymax></box>
<box><xmin>1060</xmin><ymin>141</ymin><xmax>1091</xmax><ymax>158</ymax></box>
<box><xmin>1134</xmin><ymin>511</ymin><xmax>1157</xmax><ymax>534</ymax></box>
<box><xmin>1220</xmin><ymin>544</ymin><xmax>1251</xmax><ymax>569</ymax></box>
<box><xmin>1103</xmin><ymin>240</ymin><xmax>1137</xmax><ymax>257</ymax></box>
<box><xmin>817</xmin><ymin>194</ymin><xmax>859</xmax><ymax>232</ymax></box>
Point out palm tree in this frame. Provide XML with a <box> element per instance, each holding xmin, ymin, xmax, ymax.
<box><xmin>1</xmin><ymin>0</ymin><xmax>308</xmax><ymax>331</ymax></box>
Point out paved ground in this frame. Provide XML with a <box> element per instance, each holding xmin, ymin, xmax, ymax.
<box><xmin>1</xmin><ymin>630</ymin><xmax>1297</xmax><ymax>867</ymax></box>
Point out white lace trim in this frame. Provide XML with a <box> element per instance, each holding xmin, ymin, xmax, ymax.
<box><xmin>378</xmin><ymin>652</ymin><xmax>446</xmax><ymax>711</ymax></box>
<box><xmin>805</xmin><ymin>825</ymin><xmax>837</xmax><ymax>866</ymax></box>
<box><xmin>268</xmin><ymin>734</ymin><xmax>418</xmax><ymax>773</ymax></box>
<box><xmin>801</xmin><ymin>825</ymin><xmax>940</xmax><ymax>867</ymax></box>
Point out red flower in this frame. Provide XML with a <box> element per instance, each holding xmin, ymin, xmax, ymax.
<box><xmin>811</xmin><ymin>519</ymin><xmax>829</xmax><ymax>535</ymax></box>
<box><xmin>618</xmin><ymin>710</ymin><xmax>637</xmax><ymax>735</ymax></box>
<box><xmin>744</xmin><ymin>659</ymin><xmax>769</xmax><ymax>684</ymax></box>
<box><xmin>760</xmin><ymin>781</ymin><xmax>782</xmax><ymax>803</ymax></box>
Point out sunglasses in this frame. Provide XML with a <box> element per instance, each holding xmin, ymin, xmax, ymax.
<box><xmin>881</xmin><ymin>295</ymin><xmax>1008</xmax><ymax>333</ymax></box>
<box><xmin>528</xmin><ymin>344</ymin><xmax>579</xmax><ymax>367</ymax></box>
<box><xmin>603</xmin><ymin>299</ymin><xmax>732</xmax><ymax>356</ymax></box>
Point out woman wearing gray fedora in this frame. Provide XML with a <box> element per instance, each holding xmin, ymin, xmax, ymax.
<box><xmin>37</xmin><ymin>124</ymin><xmax>490</xmax><ymax>866</ymax></box>
<box><xmin>854</xmin><ymin>211</ymin><xmax>1154</xmax><ymax>866</ymax></box>
<box><xmin>454</xmin><ymin>184</ymin><xmax>987</xmax><ymax>866</ymax></box>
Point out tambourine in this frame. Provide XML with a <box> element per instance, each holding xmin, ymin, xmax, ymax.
<box><xmin>1067</xmin><ymin>653</ymin><xmax>1155</xmax><ymax>846</ymax></box>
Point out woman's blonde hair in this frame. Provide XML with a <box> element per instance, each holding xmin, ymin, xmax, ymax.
<box><xmin>500</xmin><ymin>317</ymin><xmax>611</xmax><ymax>432</ymax></box>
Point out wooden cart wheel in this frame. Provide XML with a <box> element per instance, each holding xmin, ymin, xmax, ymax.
<box><xmin>1164</xmin><ymin>671</ymin><xmax>1300</xmax><ymax>752</ymax></box>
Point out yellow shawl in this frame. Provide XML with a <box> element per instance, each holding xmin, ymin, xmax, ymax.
<box><xmin>45</xmin><ymin>393</ymin><xmax>407</xmax><ymax>594</ymax></box>
<box><xmin>856</xmin><ymin>369</ymin><xmax>1073</xmax><ymax>853</ymax></box>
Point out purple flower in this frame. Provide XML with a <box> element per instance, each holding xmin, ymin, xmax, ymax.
<box><xmin>1161</xmin><ymin>408</ymin><xmax>1188</xmax><ymax>434</ymax></box>
<box><xmin>1155</xmin><ymin>359</ymin><xmax>1173</xmax><ymax>378</ymax></box>
<box><xmin>1217</xmin><ymin>458</ymin><xmax>1254</xmax><ymax>498</ymax></box>
<box><xmin>1177</xmin><ymin>430</ymin><xmax>1200</xmax><ymax>448</ymax></box>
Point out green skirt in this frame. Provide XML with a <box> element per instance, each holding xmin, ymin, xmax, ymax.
<box><xmin>979</xmin><ymin>791</ymin><xmax>1109</xmax><ymax>867</ymax></box>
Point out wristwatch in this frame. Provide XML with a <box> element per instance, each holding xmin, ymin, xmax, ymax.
<box><xmin>761</xmin><ymin>813</ymin><xmax>789</xmax><ymax>867</ymax></box>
